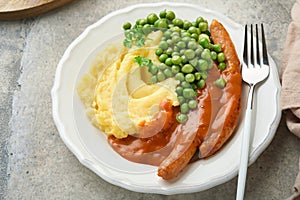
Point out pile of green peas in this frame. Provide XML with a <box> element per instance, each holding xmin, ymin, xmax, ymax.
<box><xmin>123</xmin><ymin>10</ymin><xmax>227</xmax><ymax>123</ymax></box>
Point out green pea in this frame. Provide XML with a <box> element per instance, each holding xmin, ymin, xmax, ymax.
<box><xmin>197</xmin><ymin>59</ymin><xmax>208</xmax><ymax>71</ymax></box>
<box><xmin>181</xmin><ymin>31</ymin><xmax>191</xmax><ymax>38</ymax></box>
<box><xmin>183</xmin><ymin>20</ymin><xmax>192</xmax><ymax>30</ymax></box>
<box><xmin>158</xmin><ymin>63</ymin><xmax>167</xmax><ymax>70</ymax></box>
<box><xmin>168</xmin><ymin>24</ymin><xmax>174</xmax><ymax>28</ymax></box>
<box><xmin>142</xmin><ymin>24</ymin><xmax>153</xmax><ymax>35</ymax></box>
<box><xmin>195</xmin><ymin>72</ymin><xmax>201</xmax><ymax>80</ymax></box>
<box><xmin>122</xmin><ymin>22</ymin><xmax>131</xmax><ymax>30</ymax></box>
<box><xmin>199</xmin><ymin>37</ymin><xmax>210</xmax><ymax>48</ymax></box>
<box><xmin>210</xmin><ymin>51</ymin><xmax>217</xmax><ymax>60</ymax></box>
<box><xmin>164</xmin><ymin>68</ymin><xmax>173</xmax><ymax>78</ymax></box>
<box><xmin>176</xmin><ymin>86</ymin><xmax>183</xmax><ymax>95</ymax></box>
<box><xmin>166</xmin><ymin>39</ymin><xmax>173</xmax><ymax>46</ymax></box>
<box><xmin>171</xmin><ymin>65</ymin><xmax>180</xmax><ymax>73</ymax></box>
<box><xmin>155</xmin><ymin>48</ymin><xmax>163</xmax><ymax>56</ymax></box>
<box><xmin>157</xmin><ymin>71</ymin><xmax>166</xmax><ymax>82</ymax></box>
<box><xmin>163</xmin><ymin>30</ymin><xmax>172</xmax><ymax>38</ymax></box>
<box><xmin>198</xmin><ymin>22</ymin><xmax>208</xmax><ymax>32</ymax></box>
<box><xmin>147</xmin><ymin>13</ymin><xmax>159</xmax><ymax>24</ymax></box>
<box><xmin>154</xmin><ymin>20</ymin><xmax>159</xmax><ymax>27</ymax></box>
<box><xmin>172</xmin><ymin>18</ymin><xmax>183</xmax><ymax>28</ymax></box>
<box><xmin>166</xmin><ymin>47</ymin><xmax>173</xmax><ymax>56</ymax></box>
<box><xmin>176</xmin><ymin>113</ymin><xmax>188</xmax><ymax>123</ymax></box>
<box><xmin>212</xmin><ymin>44</ymin><xmax>222</xmax><ymax>52</ymax></box>
<box><xmin>173</xmin><ymin>46</ymin><xmax>180</xmax><ymax>53</ymax></box>
<box><xmin>188</xmin><ymin>99</ymin><xmax>197</xmax><ymax>109</ymax></box>
<box><xmin>199</xmin><ymin>33</ymin><xmax>210</xmax><ymax>41</ymax></box>
<box><xmin>197</xmin><ymin>79</ymin><xmax>206</xmax><ymax>88</ymax></box>
<box><xmin>140</xmin><ymin>19</ymin><xmax>148</xmax><ymax>26</ymax></box>
<box><xmin>201</xmin><ymin>49</ymin><xmax>211</xmax><ymax>60</ymax></box>
<box><xmin>195</xmin><ymin>46</ymin><xmax>204</xmax><ymax>56</ymax></box>
<box><xmin>149</xmin><ymin>65</ymin><xmax>158</xmax><ymax>75</ymax></box>
<box><xmin>181</xmin><ymin>55</ymin><xmax>188</xmax><ymax>64</ymax></box>
<box><xmin>208</xmin><ymin>43</ymin><xmax>213</xmax><ymax>50</ymax></box>
<box><xmin>150</xmin><ymin>75</ymin><xmax>158</xmax><ymax>84</ymax></box>
<box><xmin>171</xmin><ymin>55</ymin><xmax>182</xmax><ymax>65</ymax></box>
<box><xmin>159</xmin><ymin>54</ymin><xmax>168</xmax><ymax>62</ymax></box>
<box><xmin>218</xmin><ymin>62</ymin><xmax>226</xmax><ymax>70</ymax></box>
<box><xmin>136</xmin><ymin>18</ymin><xmax>147</xmax><ymax>26</ymax></box>
<box><xmin>183</xmin><ymin>88</ymin><xmax>196</xmax><ymax>98</ymax></box>
<box><xmin>217</xmin><ymin>52</ymin><xmax>226</xmax><ymax>62</ymax></box>
<box><xmin>181</xmin><ymin>36</ymin><xmax>190</xmax><ymax>44</ymax></box>
<box><xmin>157</xmin><ymin>19</ymin><xmax>168</xmax><ymax>29</ymax></box>
<box><xmin>207</xmin><ymin>59</ymin><xmax>213</xmax><ymax>69</ymax></box>
<box><xmin>180</xmin><ymin>49</ymin><xmax>185</xmax><ymax>56</ymax></box>
<box><xmin>201</xmin><ymin>71</ymin><xmax>208</xmax><ymax>79</ymax></box>
<box><xmin>177</xmin><ymin>41</ymin><xmax>186</xmax><ymax>49</ymax></box>
<box><xmin>181</xmin><ymin>81</ymin><xmax>191</xmax><ymax>88</ymax></box>
<box><xmin>165</xmin><ymin>57</ymin><xmax>173</xmax><ymax>66</ymax></box>
<box><xmin>171</xmin><ymin>26</ymin><xmax>181</xmax><ymax>33</ymax></box>
<box><xmin>171</xmin><ymin>31</ymin><xmax>180</xmax><ymax>37</ymax></box>
<box><xmin>159</xmin><ymin>41</ymin><xmax>168</xmax><ymax>50</ymax></box>
<box><xmin>175</xmin><ymin>73</ymin><xmax>185</xmax><ymax>81</ymax></box>
<box><xmin>172</xmin><ymin>52</ymin><xmax>180</xmax><ymax>57</ymax></box>
<box><xmin>189</xmin><ymin>58</ymin><xmax>198</xmax><ymax>67</ymax></box>
<box><xmin>196</xmin><ymin>16</ymin><xmax>205</xmax><ymax>24</ymax></box>
<box><xmin>178</xmin><ymin>96</ymin><xmax>185</xmax><ymax>104</ymax></box>
<box><xmin>188</xmin><ymin>26</ymin><xmax>198</xmax><ymax>34</ymax></box>
<box><xmin>191</xmin><ymin>33</ymin><xmax>199</xmax><ymax>40</ymax></box>
<box><xmin>182</xmin><ymin>64</ymin><xmax>194</xmax><ymax>73</ymax></box>
<box><xmin>215</xmin><ymin>78</ymin><xmax>226</xmax><ymax>88</ymax></box>
<box><xmin>180</xmin><ymin>103</ymin><xmax>189</xmax><ymax>114</ymax></box>
<box><xmin>166</xmin><ymin>11</ymin><xmax>176</xmax><ymax>20</ymax></box>
<box><xmin>187</xmin><ymin>41</ymin><xmax>198</xmax><ymax>50</ymax></box>
<box><xmin>184</xmin><ymin>49</ymin><xmax>195</xmax><ymax>60</ymax></box>
<box><xmin>159</xmin><ymin>9</ymin><xmax>167</xmax><ymax>18</ymax></box>
<box><xmin>191</xmin><ymin>83</ymin><xmax>197</xmax><ymax>90</ymax></box>
<box><xmin>172</xmin><ymin>35</ymin><xmax>181</xmax><ymax>43</ymax></box>
<box><xmin>185</xmin><ymin>74</ymin><xmax>195</xmax><ymax>83</ymax></box>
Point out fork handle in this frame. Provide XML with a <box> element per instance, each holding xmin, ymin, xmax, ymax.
<box><xmin>236</xmin><ymin>85</ymin><xmax>254</xmax><ymax>200</ymax></box>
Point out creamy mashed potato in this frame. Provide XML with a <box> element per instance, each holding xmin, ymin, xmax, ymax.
<box><xmin>78</xmin><ymin>31</ymin><xmax>179</xmax><ymax>139</ymax></box>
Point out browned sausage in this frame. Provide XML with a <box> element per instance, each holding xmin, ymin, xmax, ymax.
<box><xmin>158</xmin><ymin>19</ymin><xmax>242</xmax><ymax>179</ymax></box>
<box><xmin>158</xmin><ymin>89</ymin><xmax>212</xmax><ymax>180</ymax></box>
<box><xmin>199</xmin><ymin>19</ymin><xmax>242</xmax><ymax>158</ymax></box>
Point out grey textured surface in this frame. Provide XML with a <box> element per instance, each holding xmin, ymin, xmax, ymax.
<box><xmin>1</xmin><ymin>0</ymin><xmax>300</xmax><ymax>199</ymax></box>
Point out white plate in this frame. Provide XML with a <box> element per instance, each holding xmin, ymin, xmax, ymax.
<box><xmin>51</xmin><ymin>2</ymin><xmax>281</xmax><ymax>195</ymax></box>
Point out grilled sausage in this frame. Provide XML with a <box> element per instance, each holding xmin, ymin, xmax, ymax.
<box><xmin>199</xmin><ymin>19</ymin><xmax>242</xmax><ymax>158</ymax></box>
<box><xmin>158</xmin><ymin>19</ymin><xmax>242</xmax><ymax>179</ymax></box>
<box><xmin>158</xmin><ymin>89</ymin><xmax>212</xmax><ymax>179</ymax></box>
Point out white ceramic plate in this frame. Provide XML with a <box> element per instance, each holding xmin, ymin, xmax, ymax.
<box><xmin>51</xmin><ymin>2</ymin><xmax>281</xmax><ymax>195</ymax></box>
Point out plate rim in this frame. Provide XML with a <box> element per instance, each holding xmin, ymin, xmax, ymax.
<box><xmin>51</xmin><ymin>1</ymin><xmax>281</xmax><ymax>195</ymax></box>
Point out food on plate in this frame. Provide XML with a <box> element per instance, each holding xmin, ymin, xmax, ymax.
<box><xmin>93</xmin><ymin>31</ymin><xmax>179</xmax><ymax>139</ymax></box>
<box><xmin>199</xmin><ymin>19</ymin><xmax>242</xmax><ymax>158</ymax></box>
<box><xmin>77</xmin><ymin>10</ymin><xmax>242</xmax><ymax>180</ymax></box>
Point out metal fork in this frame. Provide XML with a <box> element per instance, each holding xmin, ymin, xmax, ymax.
<box><xmin>236</xmin><ymin>24</ymin><xmax>270</xmax><ymax>200</ymax></box>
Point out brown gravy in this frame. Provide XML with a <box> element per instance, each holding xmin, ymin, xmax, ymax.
<box><xmin>107</xmin><ymin>64</ymin><xmax>239</xmax><ymax>166</ymax></box>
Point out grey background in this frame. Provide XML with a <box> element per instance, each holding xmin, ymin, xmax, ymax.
<box><xmin>1</xmin><ymin>0</ymin><xmax>300</xmax><ymax>199</ymax></box>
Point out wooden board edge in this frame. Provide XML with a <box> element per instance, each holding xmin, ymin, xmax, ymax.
<box><xmin>0</xmin><ymin>0</ymin><xmax>75</xmax><ymax>21</ymax></box>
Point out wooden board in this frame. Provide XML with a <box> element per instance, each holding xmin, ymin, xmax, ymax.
<box><xmin>0</xmin><ymin>0</ymin><xmax>74</xmax><ymax>20</ymax></box>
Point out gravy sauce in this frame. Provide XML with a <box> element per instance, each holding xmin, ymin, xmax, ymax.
<box><xmin>108</xmin><ymin>64</ymin><xmax>240</xmax><ymax>166</ymax></box>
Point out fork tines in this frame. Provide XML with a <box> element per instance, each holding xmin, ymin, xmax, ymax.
<box><xmin>243</xmin><ymin>23</ymin><xmax>269</xmax><ymax>67</ymax></box>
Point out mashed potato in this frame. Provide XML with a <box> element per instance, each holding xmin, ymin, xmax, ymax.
<box><xmin>77</xmin><ymin>31</ymin><xmax>179</xmax><ymax>139</ymax></box>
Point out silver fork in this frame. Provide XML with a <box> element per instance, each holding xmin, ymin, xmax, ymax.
<box><xmin>236</xmin><ymin>24</ymin><xmax>270</xmax><ymax>200</ymax></box>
